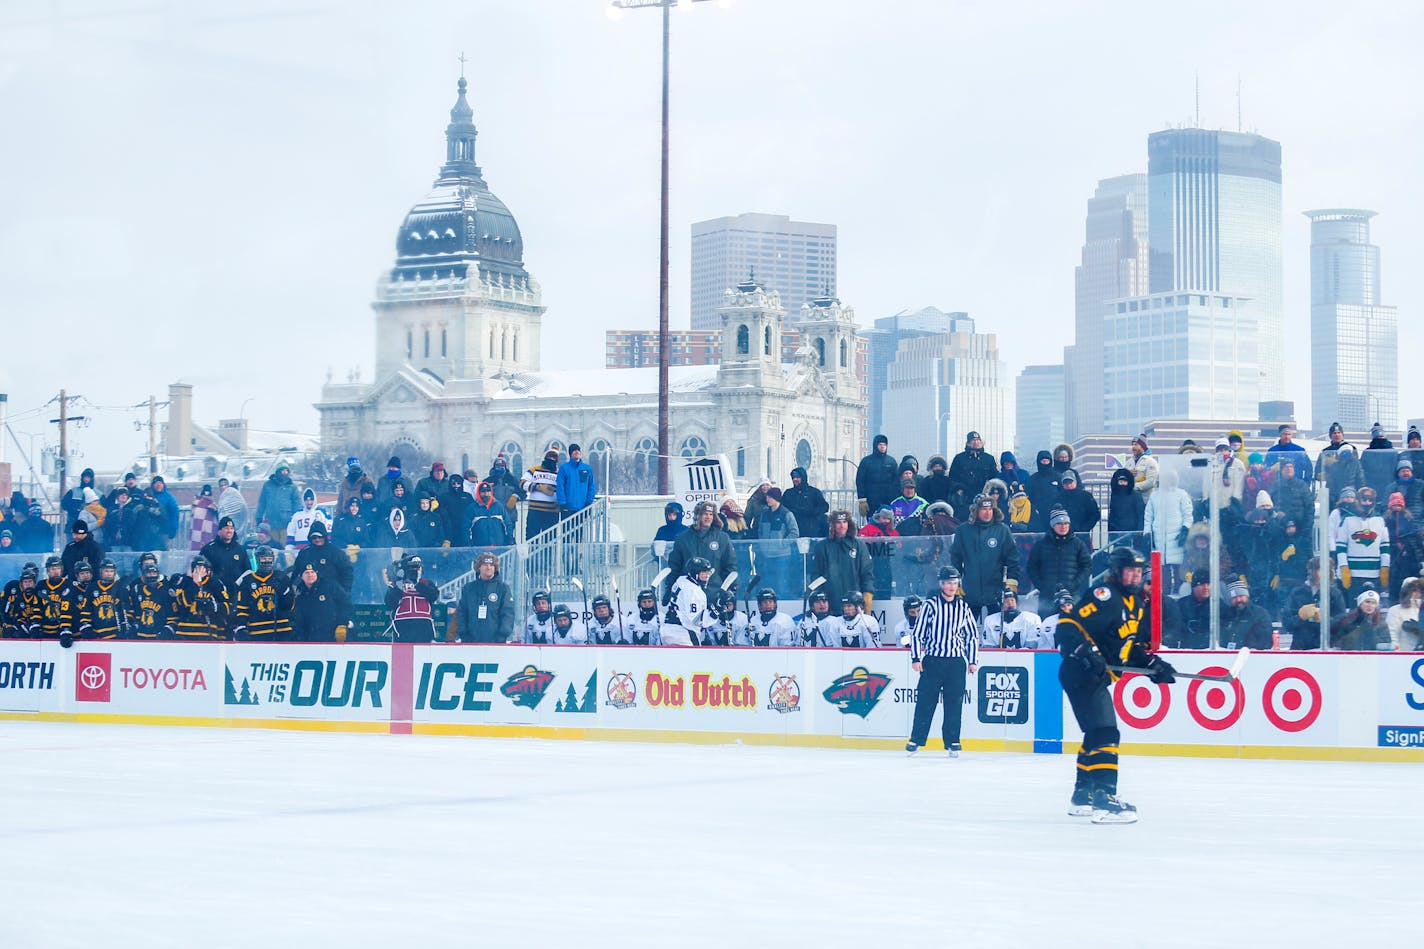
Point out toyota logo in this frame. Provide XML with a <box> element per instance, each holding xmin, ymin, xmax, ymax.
<box><xmin>80</xmin><ymin>664</ymin><xmax>107</xmax><ymax>690</ymax></box>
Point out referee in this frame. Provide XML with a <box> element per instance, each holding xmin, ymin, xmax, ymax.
<box><xmin>906</xmin><ymin>565</ymin><xmax>980</xmax><ymax>757</ymax></box>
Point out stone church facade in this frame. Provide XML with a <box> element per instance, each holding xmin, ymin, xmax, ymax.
<box><xmin>316</xmin><ymin>78</ymin><xmax>864</xmax><ymax>492</ymax></box>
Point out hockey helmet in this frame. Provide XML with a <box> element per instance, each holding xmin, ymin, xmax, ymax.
<box><xmin>591</xmin><ymin>594</ymin><xmax>613</xmax><ymax>619</ymax></box>
<box><xmin>20</xmin><ymin>563</ymin><xmax>39</xmax><ymax>582</ymax></box>
<box><xmin>44</xmin><ymin>555</ymin><xmax>62</xmax><ymax>571</ymax></box>
<box><xmin>808</xmin><ymin>589</ymin><xmax>830</xmax><ymax>607</ymax></box>
<box><xmin>903</xmin><ymin>594</ymin><xmax>924</xmax><ymax>615</ymax></box>
<box><xmin>841</xmin><ymin>592</ymin><xmax>863</xmax><ymax>614</ymax></box>
<box><xmin>937</xmin><ymin>565</ymin><xmax>961</xmax><ymax>583</ymax></box>
<box><xmin>141</xmin><ymin>559</ymin><xmax>161</xmax><ymax>579</ymax></box>
<box><xmin>757</xmin><ymin>588</ymin><xmax>778</xmax><ymax>604</ymax></box>
<box><xmin>255</xmin><ymin>546</ymin><xmax>276</xmax><ymax>568</ymax></box>
<box><xmin>637</xmin><ymin>587</ymin><xmax>658</xmax><ymax>620</ymax></box>
<box><xmin>687</xmin><ymin>556</ymin><xmax>713</xmax><ymax>580</ymax></box>
<box><xmin>1107</xmin><ymin>546</ymin><xmax>1146</xmax><ymax>588</ymax></box>
<box><xmin>1053</xmin><ymin>587</ymin><xmax>1075</xmax><ymax>612</ymax></box>
<box><xmin>551</xmin><ymin>604</ymin><xmax>574</xmax><ymax>628</ymax></box>
<box><xmin>99</xmin><ymin>558</ymin><xmax>118</xmax><ymax>581</ymax></box>
<box><xmin>999</xmin><ymin>587</ymin><xmax>1018</xmax><ymax>606</ymax></box>
<box><xmin>190</xmin><ymin>555</ymin><xmax>212</xmax><ymax>572</ymax></box>
<box><xmin>74</xmin><ymin>560</ymin><xmax>93</xmax><ymax>579</ymax></box>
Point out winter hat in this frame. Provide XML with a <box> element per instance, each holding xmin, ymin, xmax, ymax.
<box><xmin>1191</xmin><ymin>571</ymin><xmax>1211</xmax><ymax>588</ymax></box>
<box><xmin>1010</xmin><ymin>482</ymin><xmax>1026</xmax><ymax>497</ymax></box>
<box><xmin>431</xmin><ymin>461</ymin><xmax>445</xmax><ymax>473</ymax></box>
<box><xmin>1229</xmin><ymin>430</ymin><xmax>1245</xmax><ymax>445</ymax></box>
<box><xmin>765</xmin><ymin>487</ymin><xmax>783</xmax><ymax>503</ymax></box>
<box><xmin>1339</xmin><ymin>487</ymin><xmax>1357</xmax><ymax>502</ymax></box>
<box><xmin>346</xmin><ymin>456</ymin><xmax>360</xmax><ymax>469</ymax></box>
<box><xmin>387</xmin><ymin>456</ymin><xmax>401</xmax><ymax>469</ymax></box>
<box><xmin>346</xmin><ymin>496</ymin><xmax>361</xmax><ymax>510</ymax></box>
<box><xmin>0</xmin><ymin>530</ymin><xmax>11</xmax><ymax>542</ymax></box>
<box><xmin>1048</xmin><ymin>508</ymin><xmax>1071</xmax><ymax>527</ymax></box>
<box><xmin>874</xmin><ymin>505</ymin><xmax>893</xmax><ymax>520</ymax></box>
<box><xmin>493</xmin><ymin>455</ymin><xmax>508</xmax><ymax>469</ymax></box>
<box><xmin>1388</xmin><ymin>492</ymin><xmax>1406</xmax><ymax>511</ymax></box>
<box><xmin>1328</xmin><ymin>422</ymin><xmax>1344</xmax><ymax>436</ymax></box>
<box><xmin>1410</xmin><ymin>425</ymin><xmax>1422</xmax><ymax>446</ymax></box>
<box><xmin>1060</xmin><ymin>469</ymin><xmax>1078</xmax><ymax>484</ymax></box>
<box><xmin>71</xmin><ymin>521</ymin><xmax>88</xmax><ymax>534</ymax></box>
<box><xmin>1227</xmin><ymin>581</ymin><xmax>1250</xmax><ymax>599</ymax></box>
<box><xmin>359</xmin><ymin>482</ymin><xmax>376</xmax><ymax>497</ymax></box>
<box><xmin>965</xmin><ymin>431</ymin><xmax>981</xmax><ymax>444</ymax></box>
<box><xmin>1254</xmin><ymin>490</ymin><xmax>1273</xmax><ymax>509</ymax></box>
<box><xmin>200</xmin><ymin>484</ymin><xmax>213</xmax><ymax>497</ymax></box>
<box><xmin>303</xmin><ymin>487</ymin><xmax>315</xmax><ymax>501</ymax></box>
<box><xmin>307</xmin><ymin>521</ymin><xmax>327</xmax><ymax>538</ymax></box>
<box><xmin>1371</xmin><ymin>423</ymin><xmax>1384</xmax><ymax>439</ymax></box>
<box><xmin>1398</xmin><ymin>457</ymin><xmax>1413</xmax><ymax>472</ymax></box>
<box><xmin>1357</xmin><ymin>589</ymin><xmax>1380</xmax><ymax>606</ymax></box>
<box><xmin>152</xmin><ymin>475</ymin><xmax>166</xmax><ymax>485</ymax></box>
<box><xmin>448</xmin><ymin>473</ymin><xmax>464</xmax><ymax>488</ymax></box>
<box><xmin>568</xmin><ymin>443</ymin><xmax>582</xmax><ymax>455</ymax></box>
<box><xmin>1247</xmin><ymin>452</ymin><xmax>1264</xmax><ymax>466</ymax></box>
<box><xmin>929</xmin><ymin>455</ymin><xmax>948</xmax><ymax>471</ymax></box>
<box><xmin>218</xmin><ymin>516</ymin><xmax>235</xmax><ymax>530</ymax></box>
<box><xmin>1133</xmin><ymin>434</ymin><xmax>1149</xmax><ymax>450</ymax></box>
<box><xmin>873</xmin><ymin>434</ymin><xmax>888</xmax><ymax>448</ymax></box>
<box><xmin>1214</xmin><ymin>436</ymin><xmax>1231</xmax><ymax>450</ymax></box>
<box><xmin>1180</xmin><ymin>439</ymin><xmax>1198</xmax><ymax>452</ymax></box>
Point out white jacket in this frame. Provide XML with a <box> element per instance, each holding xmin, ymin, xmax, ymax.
<box><xmin>1144</xmin><ymin>480</ymin><xmax>1195</xmax><ymax>566</ymax></box>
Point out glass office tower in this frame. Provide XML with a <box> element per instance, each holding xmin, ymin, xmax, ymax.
<box><xmin>1148</xmin><ymin>130</ymin><xmax>1282</xmax><ymax>401</ymax></box>
<box><xmin>1306</xmin><ymin>209</ymin><xmax>1397</xmax><ymax>431</ymax></box>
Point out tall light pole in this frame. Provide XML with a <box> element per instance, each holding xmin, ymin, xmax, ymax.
<box><xmin>609</xmin><ymin>0</ymin><xmax>724</xmax><ymax>493</ymax></box>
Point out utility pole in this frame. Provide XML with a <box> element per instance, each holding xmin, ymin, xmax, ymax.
<box><xmin>49</xmin><ymin>389</ymin><xmax>87</xmax><ymax>498</ymax></box>
<box><xmin>133</xmin><ymin>394</ymin><xmax>170</xmax><ymax>474</ymax></box>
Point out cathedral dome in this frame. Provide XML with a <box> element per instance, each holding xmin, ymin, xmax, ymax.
<box><xmin>390</xmin><ymin>78</ymin><xmax>529</xmax><ymax>285</ymax></box>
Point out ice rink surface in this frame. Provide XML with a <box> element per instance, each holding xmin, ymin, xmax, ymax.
<box><xmin>1</xmin><ymin>723</ymin><xmax>1417</xmax><ymax>948</ymax></box>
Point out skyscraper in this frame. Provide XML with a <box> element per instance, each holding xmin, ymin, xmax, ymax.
<box><xmin>861</xmin><ymin>307</ymin><xmax>972</xmax><ymax>437</ymax></box>
<box><xmin>881</xmin><ymin>320</ymin><xmax>1013</xmax><ymax>463</ymax></box>
<box><xmin>1147</xmin><ymin>129</ymin><xmax>1283</xmax><ymax>400</ymax></box>
<box><xmin>1016</xmin><ymin>364</ymin><xmax>1066</xmax><ymax>459</ymax></box>
<box><xmin>1306</xmin><ymin>209</ymin><xmax>1398</xmax><ymax>432</ymax></box>
<box><xmin>1067</xmin><ymin>174</ymin><xmax>1149</xmax><ymax>439</ymax></box>
<box><xmin>690</xmin><ymin>213</ymin><xmax>836</xmax><ymax>330</ymax></box>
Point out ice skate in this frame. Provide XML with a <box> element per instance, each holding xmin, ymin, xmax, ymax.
<box><xmin>947</xmin><ymin>742</ymin><xmax>961</xmax><ymax>758</ymax></box>
<box><xmin>905</xmin><ymin>741</ymin><xmax>919</xmax><ymax>756</ymax></box>
<box><xmin>1067</xmin><ymin>788</ymin><xmax>1094</xmax><ymax>817</ymax></box>
<box><xmin>1090</xmin><ymin>790</ymin><xmax>1139</xmax><ymax>824</ymax></box>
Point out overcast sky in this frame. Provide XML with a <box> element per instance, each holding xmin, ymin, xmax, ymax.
<box><xmin>2</xmin><ymin>0</ymin><xmax>1420</xmax><ymax>474</ymax></box>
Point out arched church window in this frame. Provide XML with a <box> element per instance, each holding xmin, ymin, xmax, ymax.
<box><xmin>489</xmin><ymin>329</ymin><xmax>496</xmax><ymax>359</ymax></box>
<box><xmin>764</xmin><ymin>326</ymin><xmax>772</xmax><ymax>355</ymax></box>
<box><xmin>587</xmin><ymin>438</ymin><xmax>611</xmax><ymax>485</ymax></box>
<box><xmin>839</xmin><ymin>339</ymin><xmax>847</xmax><ymax>368</ymax></box>
<box><xmin>512</xmin><ymin>331</ymin><xmax>519</xmax><ymax>362</ymax></box>
<box><xmin>736</xmin><ymin>325</ymin><xmax>749</xmax><ymax>355</ymax></box>
<box><xmin>814</xmin><ymin>338</ymin><xmax>825</xmax><ymax>367</ymax></box>
<box><xmin>498</xmin><ymin>440</ymin><xmax>523</xmax><ymax>477</ymax></box>
<box><xmin>632</xmin><ymin>436</ymin><xmax>656</xmax><ymax>485</ymax></box>
<box><xmin>679</xmin><ymin>435</ymin><xmax>708</xmax><ymax>458</ymax></box>
<box><xmin>796</xmin><ymin>438</ymin><xmax>813</xmax><ymax>471</ymax></box>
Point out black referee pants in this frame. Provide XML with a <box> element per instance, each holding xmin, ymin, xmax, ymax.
<box><xmin>909</xmin><ymin>656</ymin><xmax>968</xmax><ymax>748</ymax></box>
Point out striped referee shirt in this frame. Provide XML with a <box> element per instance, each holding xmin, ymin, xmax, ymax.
<box><xmin>910</xmin><ymin>592</ymin><xmax>979</xmax><ymax>663</ymax></box>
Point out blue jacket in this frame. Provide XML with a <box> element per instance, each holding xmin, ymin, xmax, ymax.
<box><xmin>152</xmin><ymin>488</ymin><xmax>180</xmax><ymax>539</ymax></box>
<box><xmin>556</xmin><ymin>460</ymin><xmax>598</xmax><ymax>512</ymax></box>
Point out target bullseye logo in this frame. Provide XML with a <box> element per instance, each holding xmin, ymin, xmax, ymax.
<box><xmin>1186</xmin><ymin>668</ymin><xmax>1246</xmax><ymax>731</ymax></box>
<box><xmin>1261</xmin><ymin>667</ymin><xmax>1322</xmax><ymax>733</ymax></box>
<box><xmin>1113</xmin><ymin>674</ymin><xmax>1170</xmax><ymax>728</ymax></box>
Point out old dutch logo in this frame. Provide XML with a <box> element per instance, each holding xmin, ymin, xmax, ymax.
<box><xmin>767</xmin><ymin>673</ymin><xmax>800</xmax><ymax>714</ymax></box>
<box><xmin>500</xmin><ymin>664</ymin><xmax>556</xmax><ymax>709</ymax></box>
<box><xmin>822</xmin><ymin>666</ymin><xmax>891</xmax><ymax>718</ymax></box>
<box><xmin>605</xmin><ymin>672</ymin><xmax>637</xmax><ymax>710</ymax></box>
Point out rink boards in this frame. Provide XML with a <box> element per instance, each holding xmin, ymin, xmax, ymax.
<box><xmin>0</xmin><ymin>641</ymin><xmax>1421</xmax><ymax>761</ymax></box>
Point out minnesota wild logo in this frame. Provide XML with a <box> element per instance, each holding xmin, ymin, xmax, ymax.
<box><xmin>822</xmin><ymin>666</ymin><xmax>891</xmax><ymax>718</ymax></box>
<box><xmin>500</xmin><ymin>665</ymin><xmax>555</xmax><ymax>709</ymax></box>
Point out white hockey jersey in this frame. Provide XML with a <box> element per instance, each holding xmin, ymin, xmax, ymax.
<box><xmin>550</xmin><ymin>619</ymin><xmax>590</xmax><ymax>646</ymax></box>
<box><xmin>980</xmin><ymin>609</ymin><xmax>1046</xmax><ymax>649</ymax></box>
<box><xmin>827</xmin><ymin>613</ymin><xmax>881</xmax><ymax>648</ymax></box>
<box><xmin>522</xmin><ymin>612</ymin><xmax>555</xmax><ymax>645</ymax></box>
<box><xmin>798</xmin><ymin>611</ymin><xmax>837</xmax><ymax>647</ymax></box>
<box><xmin>892</xmin><ymin>618</ymin><xmax>916</xmax><ymax>648</ymax></box>
<box><xmin>587</xmin><ymin>615</ymin><xmax>626</xmax><ymax>646</ymax></box>
<box><xmin>663</xmin><ymin>576</ymin><xmax>712</xmax><ymax>646</ymax></box>
<box><xmin>625</xmin><ymin>612</ymin><xmax>662</xmax><ymax>646</ymax></box>
<box><xmin>704</xmin><ymin>611</ymin><xmax>748</xmax><ymax>647</ymax></box>
<box><xmin>747</xmin><ymin>611</ymin><xmax>796</xmax><ymax>647</ymax></box>
<box><xmin>1040</xmin><ymin>612</ymin><xmax>1069</xmax><ymax>650</ymax></box>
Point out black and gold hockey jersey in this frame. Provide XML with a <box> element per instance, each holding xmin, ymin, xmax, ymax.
<box><xmin>86</xmin><ymin>580</ymin><xmax>127</xmax><ymax>640</ymax></box>
<box><xmin>38</xmin><ymin>578</ymin><xmax>87</xmax><ymax>639</ymax></box>
<box><xmin>1054</xmin><ymin>582</ymin><xmax>1152</xmax><ymax>684</ymax></box>
<box><xmin>172</xmin><ymin>576</ymin><xmax>231</xmax><ymax>640</ymax></box>
<box><xmin>232</xmin><ymin>570</ymin><xmax>296</xmax><ymax>639</ymax></box>
<box><xmin>125</xmin><ymin>578</ymin><xmax>176</xmax><ymax>639</ymax></box>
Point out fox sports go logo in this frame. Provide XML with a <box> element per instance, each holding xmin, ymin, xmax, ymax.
<box><xmin>1113</xmin><ymin>666</ymin><xmax>1322</xmax><ymax>733</ymax></box>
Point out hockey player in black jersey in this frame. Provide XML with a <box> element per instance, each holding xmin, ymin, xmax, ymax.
<box><xmin>1054</xmin><ymin>547</ymin><xmax>1176</xmax><ymax>824</ymax></box>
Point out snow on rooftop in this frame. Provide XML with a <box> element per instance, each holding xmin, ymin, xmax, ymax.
<box><xmin>491</xmin><ymin>365</ymin><xmax>722</xmax><ymax>400</ymax></box>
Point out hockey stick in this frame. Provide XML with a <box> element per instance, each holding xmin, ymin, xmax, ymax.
<box><xmin>1109</xmin><ymin>647</ymin><xmax>1250</xmax><ymax>682</ymax></box>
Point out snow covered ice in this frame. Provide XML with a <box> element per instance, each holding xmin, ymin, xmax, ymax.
<box><xmin>2</xmin><ymin>723</ymin><xmax>1417</xmax><ymax>948</ymax></box>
